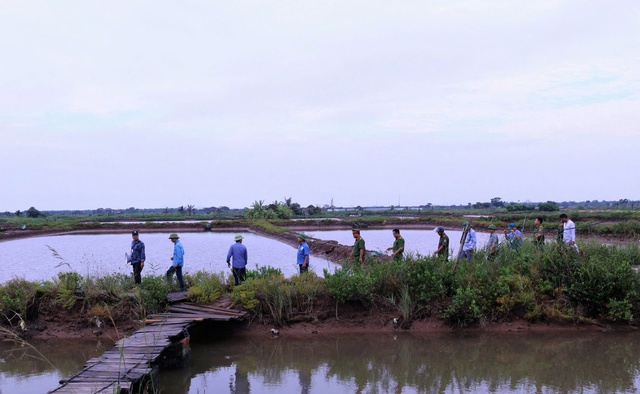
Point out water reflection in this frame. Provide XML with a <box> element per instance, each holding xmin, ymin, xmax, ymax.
<box><xmin>0</xmin><ymin>232</ymin><xmax>339</xmax><ymax>284</ymax></box>
<box><xmin>160</xmin><ymin>332</ymin><xmax>640</xmax><ymax>393</ymax></box>
<box><xmin>0</xmin><ymin>338</ymin><xmax>112</xmax><ymax>392</ymax></box>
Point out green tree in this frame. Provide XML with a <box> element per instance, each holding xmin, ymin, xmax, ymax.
<box><xmin>491</xmin><ymin>197</ymin><xmax>504</xmax><ymax>208</ymax></box>
<box><xmin>290</xmin><ymin>203</ymin><xmax>303</xmax><ymax>216</ymax></box>
<box><xmin>26</xmin><ymin>206</ymin><xmax>44</xmax><ymax>218</ymax></box>
<box><xmin>538</xmin><ymin>201</ymin><xmax>559</xmax><ymax>212</ymax></box>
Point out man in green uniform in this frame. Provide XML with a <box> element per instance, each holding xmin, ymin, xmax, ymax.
<box><xmin>434</xmin><ymin>227</ymin><xmax>449</xmax><ymax>261</ymax></box>
<box><xmin>486</xmin><ymin>224</ymin><xmax>500</xmax><ymax>260</ymax></box>
<box><xmin>352</xmin><ymin>229</ymin><xmax>366</xmax><ymax>263</ymax></box>
<box><xmin>534</xmin><ymin>217</ymin><xmax>545</xmax><ymax>249</ymax></box>
<box><xmin>386</xmin><ymin>228</ymin><xmax>405</xmax><ymax>261</ymax></box>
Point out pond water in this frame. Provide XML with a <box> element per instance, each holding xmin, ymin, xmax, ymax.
<box><xmin>0</xmin><ymin>338</ymin><xmax>112</xmax><ymax>393</ymax></box>
<box><xmin>0</xmin><ymin>232</ymin><xmax>340</xmax><ymax>284</ymax></box>
<box><xmin>309</xmin><ymin>229</ymin><xmax>491</xmax><ymax>258</ymax></box>
<box><xmin>13</xmin><ymin>331</ymin><xmax>640</xmax><ymax>393</ymax></box>
<box><xmin>158</xmin><ymin>331</ymin><xmax>640</xmax><ymax>393</ymax></box>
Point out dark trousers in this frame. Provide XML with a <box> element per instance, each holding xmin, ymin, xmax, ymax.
<box><xmin>166</xmin><ymin>265</ymin><xmax>185</xmax><ymax>290</ymax></box>
<box><xmin>231</xmin><ymin>267</ymin><xmax>246</xmax><ymax>286</ymax></box>
<box><xmin>299</xmin><ymin>264</ymin><xmax>308</xmax><ymax>274</ymax></box>
<box><xmin>460</xmin><ymin>249</ymin><xmax>473</xmax><ymax>262</ymax></box>
<box><xmin>132</xmin><ymin>262</ymin><xmax>143</xmax><ymax>284</ymax></box>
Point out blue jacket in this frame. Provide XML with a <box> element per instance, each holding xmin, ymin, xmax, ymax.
<box><xmin>130</xmin><ymin>240</ymin><xmax>145</xmax><ymax>264</ymax></box>
<box><xmin>463</xmin><ymin>228</ymin><xmax>477</xmax><ymax>250</ymax></box>
<box><xmin>227</xmin><ymin>242</ymin><xmax>248</xmax><ymax>268</ymax></box>
<box><xmin>172</xmin><ymin>240</ymin><xmax>185</xmax><ymax>267</ymax></box>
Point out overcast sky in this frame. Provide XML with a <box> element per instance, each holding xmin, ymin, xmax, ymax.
<box><xmin>2</xmin><ymin>1</ymin><xmax>639</xmax><ymax>212</ymax></box>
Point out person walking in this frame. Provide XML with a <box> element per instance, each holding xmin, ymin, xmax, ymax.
<box><xmin>559</xmin><ymin>213</ymin><xmax>579</xmax><ymax>252</ymax></box>
<box><xmin>533</xmin><ymin>217</ymin><xmax>545</xmax><ymax>249</ymax></box>
<box><xmin>386</xmin><ymin>229</ymin><xmax>405</xmax><ymax>261</ymax></box>
<box><xmin>504</xmin><ymin>223</ymin><xmax>523</xmax><ymax>251</ymax></box>
<box><xmin>227</xmin><ymin>234</ymin><xmax>248</xmax><ymax>285</ymax></box>
<box><xmin>166</xmin><ymin>233</ymin><xmax>185</xmax><ymax>290</ymax></box>
<box><xmin>460</xmin><ymin>222</ymin><xmax>476</xmax><ymax>262</ymax></box>
<box><xmin>352</xmin><ymin>229</ymin><xmax>366</xmax><ymax>263</ymax></box>
<box><xmin>486</xmin><ymin>224</ymin><xmax>499</xmax><ymax>260</ymax></box>
<box><xmin>434</xmin><ymin>227</ymin><xmax>449</xmax><ymax>261</ymax></box>
<box><xmin>297</xmin><ymin>234</ymin><xmax>310</xmax><ymax>274</ymax></box>
<box><xmin>130</xmin><ymin>230</ymin><xmax>145</xmax><ymax>284</ymax></box>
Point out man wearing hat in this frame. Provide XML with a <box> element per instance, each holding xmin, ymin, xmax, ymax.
<box><xmin>227</xmin><ymin>235</ymin><xmax>248</xmax><ymax>285</ymax></box>
<box><xmin>434</xmin><ymin>227</ymin><xmax>449</xmax><ymax>261</ymax></box>
<box><xmin>166</xmin><ymin>233</ymin><xmax>185</xmax><ymax>290</ymax></box>
<box><xmin>130</xmin><ymin>230</ymin><xmax>145</xmax><ymax>284</ymax></box>
<box><xmin>486</xmin><ymin>225</ymin><xmax>499</xmax><ymax>260</ymax></box>
<box><xmin>297</xmin><ymin>234</ymin><xmax>310</xmax><ymax>274</ymax></box>
<box><xmin>504</xmin><ymin>223</ymin><xmax>523</xmax><ymax>251</ymax></box>
<box><xmin>460</xmin><ymin>221</ymin><xmax>477</xmax><ymax>262</ymax></box>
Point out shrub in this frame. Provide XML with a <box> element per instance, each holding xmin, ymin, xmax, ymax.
<box><xmin>324</xmin><ymin>264</ymin><xmax>375</xmax><ymax>306</ymax></box>
<box><xmin>138</xmin><ymin>275</ymin><xmax>171</xmax><ymax>316</ymax></box>
<box><xmin>54</xmin><ymin>271</ymin><xmax>83</xmax><ymax>310</ymax></box>
<box><xmin>567</xmin><ymin>253</ymin><xmax>638</xmax><ymax>317</ymax></box>
<box><xmin>0</xmin><ymin>278</ymin><xmax>39</xmax><ymax>319</ymax></box>
<box><xmin>440</xmin><ymin>285</ymin><xmax>484</xmax><ymax>327</ymax></box>
<box><xmin>404</xmin><ymin>257</ymin><xmax>453</xmax><ymax>304</ymax></box>
<box><xmin>185</xmin><ymin>271</ymin><xmax>225</xmax><ymax>304</ymax></box>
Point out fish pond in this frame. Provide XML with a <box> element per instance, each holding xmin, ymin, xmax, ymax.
<box><xmin>4</xmin><ymin>331</ymin><xmax>640</xmax><ymax>393</ymax></box>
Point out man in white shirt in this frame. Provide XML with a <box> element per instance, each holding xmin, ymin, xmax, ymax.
<box><xmin>559</xmin><ymin>213</ymin><xmax>579</xmax><ymax>253</ymax></box>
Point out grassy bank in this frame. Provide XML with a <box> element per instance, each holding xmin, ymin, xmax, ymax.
<box><xmin>2</xmin><ymin>239</ymin><xmax>640</xmax><ymax>338</ymax></box>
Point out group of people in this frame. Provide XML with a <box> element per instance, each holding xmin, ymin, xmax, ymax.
<box><xmin>436</xmin><ymin>212</ymin><xmax>579</xmax><ymax>262</ymax></box>
<box><xmin>373</xmin><ymin>213</ymin><xmax>579</xmax><ymax>264</ymax></box>
<box><xmin>127</xmin><ymin>231</ymin><xmax>312</xmax><ymax>288</ymax></box>
<box><xmin>128</xmin><ymin>231</ymin><xmax>185</xmax><ymax>289</ymax></box>
<box><xmin>127</xmin><ymin>213</ymin><xmax>579</xmax><ymax>287</ymax></box>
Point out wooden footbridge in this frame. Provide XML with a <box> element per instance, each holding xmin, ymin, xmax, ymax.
<box><xmin>49</xmin><ymin>291</ymin><xmax>248</xmax><ymax>393</ymax></box>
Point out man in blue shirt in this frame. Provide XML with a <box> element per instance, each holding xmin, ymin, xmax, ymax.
<box><xmin>227</xmin><ymin>234</ymin><xmax>248</xmax><ymax>285</ymax></box>
<box><xmin>166</xmin><ymin>233</ymin><xmax>185</xmax><ymax>290</ymax></box>
<box><xmin>460</xmin><ymin>221</ymin><xmax>476</xmax><ymax>262</ymax></box>
<box><xmin>130</xmin><ymin>230</ymin><xmax>145</xmax><ymax>285</ymax></box>
<box><xmin>297</xmin><ymin>234</ymin><xmax>310</xmax><ymax>274</ymax></box>
<box><xmin>504</xmin><ymin>223</ymin><xmax>523</xmax><ymax>251</ymax></box>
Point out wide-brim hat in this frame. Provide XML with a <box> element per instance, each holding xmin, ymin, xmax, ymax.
<box><xmin>235</xmin><ymin>234</ymin><xmax>244</xmax><ymax>241</ymax></box>
<box><xmin>488</xmin><ymin>224</ymin><xmax>497</xmax><ymax>230</ymax></box>
<box><xmin>169</xmin><ymin>233</ymin><xmax>179</xmax><ymax>239</ymax></box>
<box><xmin>508</xmin><ymin>223</ymin><xmax>516</xmax><ymax>229</ymax></box>
<box><xmin>298</xmin><ymin>233</ymin><xmax>307</xmax><ymax>241</ymax></box>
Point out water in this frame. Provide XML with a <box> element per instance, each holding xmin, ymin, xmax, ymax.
<box><xmin>308</xmin><ymin>229</ymin><xmax>491</xmax><ymax>258</ymax></box>
<box><xmin>157</xmin><ymin>331</ymin><xmax>640</xmax><ymax>393</ymax></box>
<box><xmin>0</xmin><ymin>338</ymin><xmax>112</xmax><ymax>393</ymax></box>
<box><xmin>0</xmin><ymin>232</ymin><xmax>340</xmax><ymax>284</ymax></box>
<box><xmin>5</xmin><ymin>331</ymin><xmax>640</xmax><ymax>393</ymax></box>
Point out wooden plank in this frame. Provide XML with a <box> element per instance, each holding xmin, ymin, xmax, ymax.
<box><xmin>50</xmin><ymin>298</ymin><xmax>250</xmax><ymax>393</ymax></box>
<box><xmin>167</xmin><ymin>303</ymin><xmax>246</xmax><ymax>315</ymax></box>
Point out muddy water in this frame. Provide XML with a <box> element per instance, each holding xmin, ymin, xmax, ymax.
<box><xmin>158</xmin><ymin>331</ymin><xmax>640</xmax><ymax>393</ymax></box>
<box><xmin>0</xmin><ymin>232</ymin><xmax>340</xmax><ymax>284</ymax></box>
<box><xmin>5</xmin><ymin>331</ymin><xmax>640</xmax><ymax>393</ymax></box>
<box><xmin>0</xmin><ymin>338</ymin><xmax>112</xmax><ymax>393</ymax></box>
